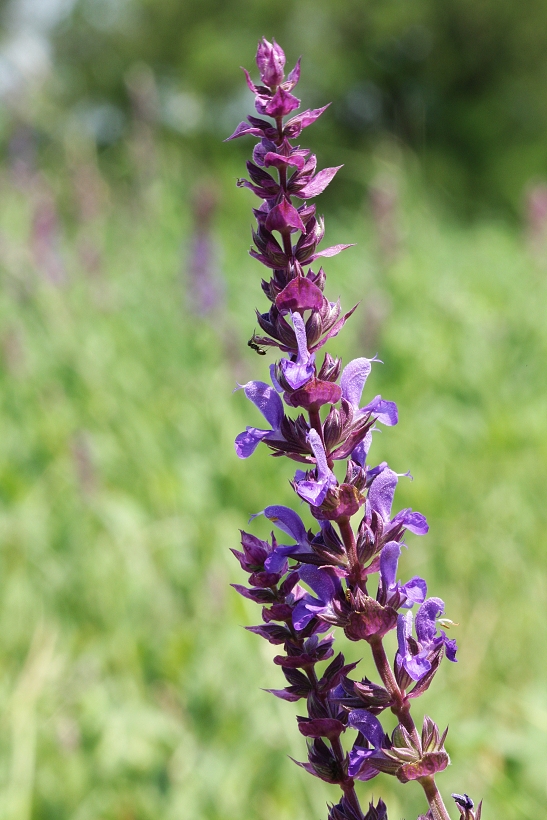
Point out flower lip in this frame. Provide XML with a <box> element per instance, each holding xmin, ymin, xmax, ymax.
<box><xmin>234</xmin><ymin>379</ymin><xmax>284</xmax><ymax>458</ymax></box>
<box><xmin>293</xmin><ymin>429</ymin><xmax>337</xmax><ymax>507</ymax></box>
<box><xmin>278</xmin><ymin>312</ymin><xmax>315</xmax><ymax>390</ymax></box>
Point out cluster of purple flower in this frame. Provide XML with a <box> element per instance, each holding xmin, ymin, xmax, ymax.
<box><xmin>227</xmin><ymin>39</ymin><xmax>481</xmax><ymax>820</ymax></box>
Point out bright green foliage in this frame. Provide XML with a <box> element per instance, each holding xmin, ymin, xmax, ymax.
<box><xmin>0</xmin><ymin>148</ymin><xmax>545</xmax><ymax>820</ymax></box>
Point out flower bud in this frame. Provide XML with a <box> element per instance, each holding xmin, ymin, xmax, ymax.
<box><xmin>256</xmin><ymin>37</ymin><xmax>285</xmax><ymax>88</ymax></box>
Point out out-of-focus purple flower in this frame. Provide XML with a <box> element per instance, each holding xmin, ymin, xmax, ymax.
<box><xmin>367</xmin><ymin>467</ymin><xmax>429</xmax><ymax>535</ymax></box>
<box><xmin>279</xmin><ymin>312</ymin><xmax>315</xmax><ymax>389</ymax></box>
<box><xmin>396</xmin><ymin>599</ymin><xmax>458</xmax><ymax>682</ymax></box>
<box><xmin>293</xmin><ymin>429</ymin><xmax>337</xmax><ymax>506</ymax></box>
<box><xmin>369</xmin><ymin>174</ymin><xmax>401</xmax><ymax>263</ymax></box>
<box><xmin>31</xmin><ymin>187</ymin><xmax>66</xmax><ymax>285</ymax></box>
<box><xmin>187</xmin><ymin>183</ymin><xmax>224</xmax><ymax>315</ymax></box>
<box><xmin>525</xmin><ymin>181</ymin><xmax>547</xmax><ymax>260</ymax></box>
<box><xmin>8</xmin><ymin>123</ymin><xmax>36</xmax><ymax>188</ymax></box>
<box><xmin>234</xmin><ymin>380</ymin><xmax>284</xmax><ymax>457</ymax></box>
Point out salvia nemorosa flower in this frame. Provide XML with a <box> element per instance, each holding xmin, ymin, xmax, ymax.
<box><xmin>227</xmin><ymin>39</ymin><xmax>477</xmax><ymax>820</ymax></box>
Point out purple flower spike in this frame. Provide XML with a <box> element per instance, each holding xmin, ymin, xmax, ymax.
<box><xmin>234</xmin><ymin>380</ymin><xmax>284</xmax><ymax>457</ymax></box>
<box><xmin>340</xmin><ymin>357</ymin><xmax>398</xmax><ymax>427</ymax></box>
<box><xmin>228</xmin><ymin>41</ymin><xmax>467</xmax><ymax>820</ymax></box>
<box><xmin>256</xmin><ymin>37</ymin><xmax>285</xmax><ymax>88</ymax></box>
<box><xmin>279</xmin><ymin>312</ymin><xmax>315</xmax><ymax>389</ymax></box>
<box><xmin>294</xmin><ymin>429</ymin><xmax>337</xmax><ymax>506</ymax></box>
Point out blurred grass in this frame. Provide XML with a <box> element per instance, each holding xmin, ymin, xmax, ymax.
<box><xmin>0</xmin><ymin>143</ymin><xmax>545</xmax><ymax>820</ymax></box>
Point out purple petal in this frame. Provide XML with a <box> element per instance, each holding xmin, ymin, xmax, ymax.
<box><xmin>279</xmin><ymin>312</ymin><xmax>315</xmax><ymax>388</ymax></box>
<box><xmin>404</xmin><ymin>652</ymin><xmax>432</xmax><ymax>682</ymax></box>
<box><xmin>238</xmin><ymin>380</ymin><xmax>284</xmax><ymax>429</ymax></box>
<box><xmin>415</xmin><ymin>597</ymin><xmax>445</xmax><ymax>644</ymax></box>
<box><xmin>443</xmin><ymin>634</ymin><xmax>458</xmax><ymax>662</ymax></box>
<box><xmin>262</xmin><ymin>505</ymin><xmax>308</xmax><ymax>545</ymax></box>
<box><xmin>348</xmin><ymin>709</ymin><xmax>385</xmax><ymax>748</ymax></box>
<box><xmin>234</xmin><ymin>427</ymin><xmax>270</xmax><ymax>458</ymax></box>
<box><xmin>297</xmin><ymin>166</ymin><xmax>343</xmax><ymax>198</ymax></box>
<box><xmin>394</xmin><ymin>510</ymin><xmax>429</xmax><ymax>535</ymax></box>
<box><xmin>295</xmin><ymin>476</ymin><xmax>331</xmax><ymax>506</ymax></box>
<box><xmin>397</xmin><ymin>611</ymin><xmax>413</xmax><ymax>656</ymax></box>
<box><xmin>269</xmin><ymin>364</ymin><xmax>283</xmax><ymax>393</ymax></box>
<box><xmin>348</xmin><ymin>748</ymin><xmax>379</xmax><ymax>781</ymax></box>
<box><xmin>263</xmin><ymin>550</ymin><xmax>291</xmax><ymax>574</ymax></box>
<box><xmin>401</xmin><ymin>577</ymin><xmax>427</xmax><ymax>607</ymax></box>
<box><xmin>293</xmin><ymin>311</ymin><xmax>311</xmax><ymax>360</ymax></box>
<box><xmin>362</xmin><ymin>396</ymin><xmax>398</xmax><ymax>426</ymax></box>
<box><xmin>380</xmin><ymin>541</ymin><xmax>401</xmax><ymax>591</ymax></box>
<box><xmin>307</xmin><ymin>429</ymin><xmax>333</xmax><ymax>483</ymax></box>
<box><xmin>368</xmin><ymin>468</ymin><xmax>398</xmax><ymax>522</ymax></box>
<box><xmin>351</xmin><ymin>431</ymin><xmax>373</xmax><ymax>467</ymax></box>
<box><xmin>292</xmin><ymin>597</ymin><xmax>319</xmax><ymax>631</ymax></box>
<box><xmin>340</xmin><ymin>357</ymin><xmax>373</xmax><ymax>407</ymax></box>
<box><xmin>299</xmin><ymin>565</ymin><xmax>340</xmax><ymax>604</ymax></box>
<box><xmin>280</xmin><ymin>358</ymin><xmax>315</xmax><ymax>390</ymax></box>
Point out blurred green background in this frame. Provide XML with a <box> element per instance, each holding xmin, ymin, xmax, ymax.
<box><xmin>0</xmin><ymin>1</ymin><xmax>546</xmax><ymax>818</ymax></box>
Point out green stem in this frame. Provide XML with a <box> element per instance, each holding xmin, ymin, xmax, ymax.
<box><xmin>338</xmin><ymin>517</ymin><xmax>359</xmax><ymax>571</ymax></box>
<box><xmin>368</xmin><ymin>637</ymin><xmax>418</xmax><ymax>743</ymax></box>
<box><xmin>419</xmin><ymin>775</ymin><xmax>453</xmax><ymax>820</ymax></box>
<box><xmin>306</xmin><ymin>668</ymin><xmax>364</xmax><ymax>820</ymax></box>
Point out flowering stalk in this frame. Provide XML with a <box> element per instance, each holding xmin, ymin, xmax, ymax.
<box><xmin>227</xmin><ymin>39</ymin><xmax>481</xmax><ymax>820</ymax></box>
